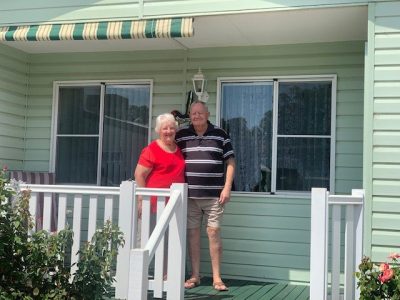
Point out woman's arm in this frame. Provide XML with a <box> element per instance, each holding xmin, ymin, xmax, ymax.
<box><xmin>134</xmin><ymin>164</ymin><xmax>152</xmax><ymax>218</ymax></box>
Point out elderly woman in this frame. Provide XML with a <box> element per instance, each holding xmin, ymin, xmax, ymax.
<box><xmin>134</xmin><ymin>112</ymin><xmax>185</xmax><ymax>216</ymax></box>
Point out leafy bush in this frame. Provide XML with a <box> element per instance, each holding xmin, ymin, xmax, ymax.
<box><xmin>0</xmin><ymin>166</ymin><xmax>125</xmax><ymax>299</ymax></box>
<box><xmin>356</xmin><ymin>254</ymin><xmax>400</xmax><ymax>300</ymax></box>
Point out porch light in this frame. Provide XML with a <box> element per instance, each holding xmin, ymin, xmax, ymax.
<box><xmin>192</xmin><ymin>68</ymin><xmax>209</xmax><ymax>102</ymax></box>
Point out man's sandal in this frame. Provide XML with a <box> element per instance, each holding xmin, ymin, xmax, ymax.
<box><xmin>213</xmin><ymin>281</ymin><xmax>229</xmax><ymax>291</ymax></box>
<box><xmin>184</xmin><ymin>277</ymin><xmax>200</xmax><ymax>289</ymax></box>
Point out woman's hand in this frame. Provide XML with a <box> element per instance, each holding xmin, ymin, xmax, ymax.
<box><xmin>137</xmin><ymin>196</ymin><xmax>143</xmax><ymax>219</ymax></box>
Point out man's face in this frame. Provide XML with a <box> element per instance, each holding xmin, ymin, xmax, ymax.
<box><xmin>190</xmin><ymin>103</ymin><xmax>209</xmax><ymax>127</ymax></box>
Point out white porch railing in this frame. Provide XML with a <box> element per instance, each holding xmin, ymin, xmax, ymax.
<box><xmin>310</xmin><ymin>188</ymin><xmax>364</xmax><ymax>300</ymax></box>
<box><xmin>19</xmin><ymin>180</ymin><xmax>187</xmax><ymax>300</ymax></box>
<box><xmin>126</xmin><ymin>182</ymin><xmax>187</xmax><ymax>300</ymax></box>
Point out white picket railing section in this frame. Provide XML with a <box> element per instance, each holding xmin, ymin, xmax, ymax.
<box><xmin>19</xmin><ymin>180</ymin><xmax>187</xmax><ymax>300</ymax></box>
<box><xmin>118</xmin><ymin>181</ymin><xmax>188</xmax><ymax>300</ymax></box>
<box><xmin>310</xmin><ymin>188</ymin><xmax>364</xmax><ymax>300</ymax></box>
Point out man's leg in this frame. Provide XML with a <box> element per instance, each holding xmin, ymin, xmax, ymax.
<box><xmin>188</xmin><ymin>227</ymin><xmax>201</xmax><ymax>278</ymax></box>
<box><xmin>207</xmin><ymin>226</ymin><xmax>223</xmax><ymax>284</ymax></box>
<box><xmin>205</xmin><ymin>199</ymin><xmax>228</xmax><ymax>291</ymax></box>
<box><xmin>185</xmin><ymin>227</ymin><xmax>201</xmax><ymax>288</ymax></box>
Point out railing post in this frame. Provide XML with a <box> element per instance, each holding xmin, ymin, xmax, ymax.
<box><xmin>352</xmin><ymin>189</ymin><xmax>364</xmax><ymax>300</ymax></box>
<box><xmin>166</xmin><ymin>183</ymin><xmax>187</xmax><ymax>300</ymax></box>
<box><xmin>310</xmin><ymin>188</ymin><xmax>328</xmax><ymax>300</ymax></box>
<box><xmin>115</xmin><ymin>180</ymin><xmax>136</xmax><ymax>299</ymax></box>
<box><xmin>128</xmin><ymin>249</ymin><xmax>149</xmax><ymax>300</ymax></box>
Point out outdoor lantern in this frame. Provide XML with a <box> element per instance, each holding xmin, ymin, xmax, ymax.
<box><xmin>192</xmin><ymin>68</ymin><xmax>208</xmax><ymax>102</ymax></box>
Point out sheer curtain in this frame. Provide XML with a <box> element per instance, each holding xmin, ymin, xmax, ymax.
<box><xmin>101</xmin><ymin>84</ymin><xmax>150</xmax><ymax>186</ymax></box>
<box><xmin>221</xmin><ymin>82</ymin><xmax>273</xmax><ymax>192</ymax></box>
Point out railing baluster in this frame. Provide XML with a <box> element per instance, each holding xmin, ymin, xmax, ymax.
<box><xmin>57</xmin><ymin>194</ymin><xmax>67</xmax><ymax>231</ymax></box>
<box><xmin>29</xmin><ymin>192</ymin><xmax>38</xmax><ymax>235</ymax></box>
<box><xmin>141</xmin><ymin>195</ymin><xmax>151</xmax><ymax>248</ymax></box>
<box><xmin>153</xmin><ymin>196</ymin><xmax>166</xmax><ymax>298</ymax></box>
<box><xmin>42</xmin><ymin>192</ymin><xmax>52</xmax><ymax>232</ymax></box>
<box><xmin>88</xmin><ymin>195</ymin><xmax>98</xmax><ymax>241</ymax></box>
<box><xmin>104</xmin><ymin>195</ymin><xmax>113</xmax><ymax>223</ymax></box>
<box><xmin>331</xmin><ymin>204</ymin><xmax>341</xmax><ymax>299</ymax></box>
<box><xmin>70</xmin><ymin>194</ymin><xmax>82</xmax><ymax>278</ymax></box>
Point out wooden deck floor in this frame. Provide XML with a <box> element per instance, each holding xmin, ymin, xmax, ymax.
<box><xmin>147</xmin><ymin>277</ymin><xmax>310</xmax><ymax>300</ymax></box>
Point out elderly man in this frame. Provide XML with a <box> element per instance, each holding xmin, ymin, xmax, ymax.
<box><xmin>175</xmin><ymin>100</ymin><xmax>235</xmax><ymax>292</ymax></box>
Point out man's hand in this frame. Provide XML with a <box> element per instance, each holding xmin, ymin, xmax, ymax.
<box><xmin>219</xmin><ymin>187</ymin><xmax>231</xmax><ymax>205</ymax></box>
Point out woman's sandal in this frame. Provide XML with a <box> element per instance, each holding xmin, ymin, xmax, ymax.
<box><xmin>213</xmin><ymin>281</ymin><xmax>229</xmax><ymax>291</ymax></box>
<box><xmin>184</xmin><ymin>277</ymin><xmax>200</xmax><ymax>289</ymax></box>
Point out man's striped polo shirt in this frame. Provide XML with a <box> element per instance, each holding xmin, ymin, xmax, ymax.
<box><xmin>175</xmin><ymin>121</ymin><xmax>235</xmax><ymax>199</ymax></box>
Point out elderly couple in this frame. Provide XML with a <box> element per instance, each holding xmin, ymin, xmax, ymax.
<box><xmin>134</xmin><ymin>100</ymin><xmax>235</xmax><ymax>292</ymax></box>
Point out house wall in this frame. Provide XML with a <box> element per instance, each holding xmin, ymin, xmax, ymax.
<box><xmin>0</xmin><ymin>0</ymin><xmax>386</xmax><ymax>26</ymax></box>
<box><xmin>27</xmin><ymin>40</ymin><xmax>364</xmax><ymax>283</ymax></box>
<box><xmin>0</xmin><ymin>43</ymin><xmax>29</xmax><ymax>170</ymax></box>
<box><xmin>365</xmin><ymin>1</ymin><xmax>400</xmax><ymax>261</ymax></box>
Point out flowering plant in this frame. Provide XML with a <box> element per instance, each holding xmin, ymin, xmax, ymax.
<box><xmin>356</xmin><ymin>253</ymin><xmax>400</xmax><ymax>299</ymax></box>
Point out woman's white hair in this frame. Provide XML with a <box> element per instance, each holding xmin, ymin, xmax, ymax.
<box><xmin>155</xmin><ymin>113</ymin><xmax>177</xmax><ymax>133</ymax></box>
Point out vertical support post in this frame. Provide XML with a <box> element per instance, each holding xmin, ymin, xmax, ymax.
<box><xmin>310</xmin><ymin>188</ymin><xmax>328</xmax><ymax>300</ymax></box>
<box><xmin>352</xmin><ymin>189</ymin><xmax>364</xmax><ymax>300</ymax></box>
<box><xmin>115</xmin><ymin>180</ymin><xmax>136</xmax><ymax>299</ymax></box>
<box><xmin>166</xmin><ymin>183</ymin><xmax>187</xmax><ymax>300</ymax></box>
<box><xmin>344</xmin><ymin>204</ymin><xmax>355</xmax><ymax>300</ymax></box>
<box><xmin>128</xmin><ymin>249</ymin><xmax>149</xmax><ymax>300</ymax></box>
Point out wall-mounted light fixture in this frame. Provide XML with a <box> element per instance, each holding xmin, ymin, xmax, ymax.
<box><xmin>192</xmin><ymin>68</ymin><xmax>209</xmax><ymax>102</ymax></box>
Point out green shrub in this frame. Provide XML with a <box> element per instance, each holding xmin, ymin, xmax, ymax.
<box><xmin>0</xmin><ymin>166</ymin><xmax>125</xmax><ymax>299</ymax></box>
<box><xmin>356</xmin><ymin>254</ymin><xmax>400</xmax><ymax>300</ymax></box>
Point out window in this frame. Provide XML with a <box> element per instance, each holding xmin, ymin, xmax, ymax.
<box><xmin>219</xmin><ymin>76</ymin><xmax>335</xmax><ymax>194</ymax></box>
<box><xmin>51</xmin><ymin>81</ymin><xmax>152</xmax><ymax>186</ymax></box>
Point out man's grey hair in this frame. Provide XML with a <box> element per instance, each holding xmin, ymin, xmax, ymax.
<box><xmin>190</xmin><ymin>100</ymin><xmax>209</xmax><ymax>113</ymax></box>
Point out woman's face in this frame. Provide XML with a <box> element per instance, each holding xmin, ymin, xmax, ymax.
<box><xmin>158</xmin><ymin>121</ymin><xmax>177</xmax><ymax>144</ymax></box>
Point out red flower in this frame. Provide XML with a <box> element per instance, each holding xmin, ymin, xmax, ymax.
<box><xmin>379</xmin><ymin>263</ymin><xmax>390</xmax><ymax>272</ymax></box>
<box><xmin>388</xmin><ymin>253</ymin><xmax>400</xmax><ymax>260</ymax></box>
<box><xmin>379</xmin><ymin>268</ymin><xmax>394</xmax><ymax>283</ymax></box>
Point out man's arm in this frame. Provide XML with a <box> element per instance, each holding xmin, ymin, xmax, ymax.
<box><xmin>219</xmin><ymin>157</ymin><xmax>235</xmax><ymax>205</ymax></box>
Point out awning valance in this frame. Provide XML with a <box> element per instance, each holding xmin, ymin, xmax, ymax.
<box><xmin>0</xmin><ymin>17</ymin><xmax>193</xmax><ymax>42</ymax></box>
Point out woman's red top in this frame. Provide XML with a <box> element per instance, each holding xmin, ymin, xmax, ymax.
<box><xmin>137</xmin><ymin>140</ymin><xmax>185</xmax><ymax>213</ymax></box>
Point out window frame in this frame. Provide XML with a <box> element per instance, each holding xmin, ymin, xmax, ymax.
<box><xmin>50</xmin><ymin>79</ymin><xmax>153</xmax><ymax>185</ymax></box>
<box><xmin>216</xmin><ymin>75</ymin><xmax>337</xmax><ymax>196</ymax></box>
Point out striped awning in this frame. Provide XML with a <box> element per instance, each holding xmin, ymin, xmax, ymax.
<box><xmin>0</xmin><ymin>17</ymin><xmax>193</xmax><ymax>42</ymax></box>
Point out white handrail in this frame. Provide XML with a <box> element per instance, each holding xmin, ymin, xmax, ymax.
<box><xmin>144</xmin><ymin>190</ymin><xmax>180</xmax><ymax>258</ymax></box>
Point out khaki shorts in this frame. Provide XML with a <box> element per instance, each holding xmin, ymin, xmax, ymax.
<box><xmin>187</xmin><ymin>197</ymin><xmax>224</xmax><ymax>229</ymax></box>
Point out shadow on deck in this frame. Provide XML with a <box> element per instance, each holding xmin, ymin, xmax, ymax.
<box><xmin>147</xmin><ymin>277</ymin><xmax>310</xmax><ymax>300</ymax></box>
